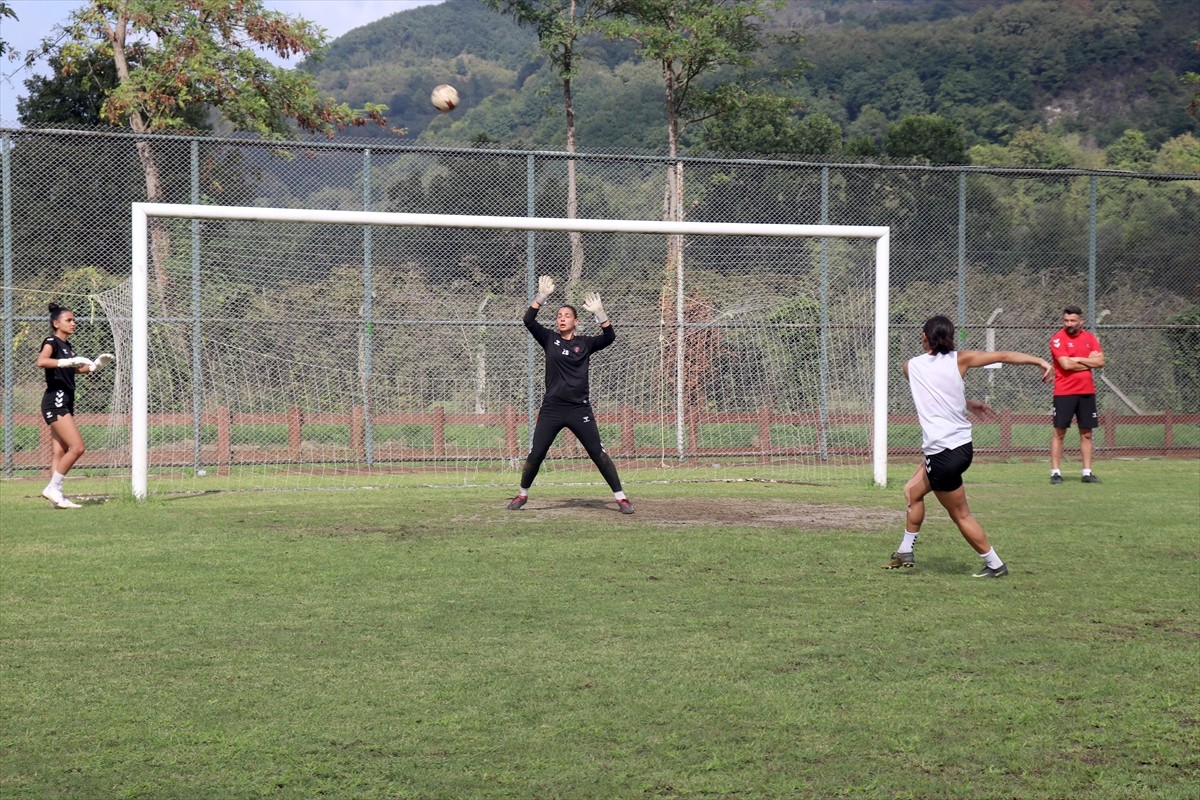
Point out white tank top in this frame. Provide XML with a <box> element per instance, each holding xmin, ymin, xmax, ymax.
<box><xmin>907</xmin><ymin>351</ymin><xmax>972</xmax><ymax>455</ymax></box>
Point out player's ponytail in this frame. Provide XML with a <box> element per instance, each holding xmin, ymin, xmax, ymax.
<box><xmin>922</xmin><ymin>315</ymin><xmax>956</xmax><ymax>355</ymax></box>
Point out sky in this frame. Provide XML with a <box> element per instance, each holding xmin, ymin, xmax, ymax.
<box><xmin>0</xmin><ymin>0</ymin><xmax>444</xmax><ymax>126</ymax></box>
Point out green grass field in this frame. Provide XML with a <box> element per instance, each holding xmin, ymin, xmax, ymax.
<box><xmin>2</xmin><ymin>459</ymin><xmax>1197</xmax><ymax>799</ymax></box>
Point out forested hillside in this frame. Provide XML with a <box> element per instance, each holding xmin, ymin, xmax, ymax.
<box><xmin>305</xmin><ymin>0</ymin><xmax>1199</xmax><ymax>165</ymax></box>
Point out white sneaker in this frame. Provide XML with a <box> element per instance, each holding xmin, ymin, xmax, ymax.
<box><xmin>42</xmin><ymin>487</ymin><xmax>64</xmax><ymax>505</ymax></box>
<box><xmin>54</xmin><ymin>497</ymin><xmax>82</xmax><ymax>509</ymax></box>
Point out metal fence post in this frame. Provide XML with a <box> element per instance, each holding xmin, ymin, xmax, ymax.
<box><xmin>190</xmin><ymin>140</ymin><xmax>202</xmax><ymax>469</ymax></box>
<box><xmin>525</xmin><ymin>153</ymin><xmax>537</xmax><ymax>448</ymax></box>
<box><xmin>2</xmin><ymin>132</ymin><xmax>12</xmax><ymax>475</ymax></box>
<box><xmin>1088</xmin><ymin>175</ymin><xmax>1098</xmax><ymax>324</ymax></box>
<box><xmin>818</xmin><ymin>165</ymin><xmax>831</xmax><ymax>460</ymax></box>
<box><xmin>363</xmin><ymin>148</ymin><xmax>375</xmax><ymax>466</ymax></box>
<box><xmin>957</xmin><ymin>170</ymin><xmax>967</xmax><ymax>344</ymax></box>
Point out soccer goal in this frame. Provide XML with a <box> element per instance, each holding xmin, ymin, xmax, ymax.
<box><xmin>107</xmin><ymin>203</ymin><xmax>890</xmax><ymax>499</ymax></box>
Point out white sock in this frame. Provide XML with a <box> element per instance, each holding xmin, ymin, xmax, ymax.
<box><xmin>1051</xmin><ymin>469</ymin><xmax>1061</xmax><ymax>476</ymax></box>
<box><xmin>614</xmin><ymin>491</ymin><xmax>626</xmax><ymax>501</ymax></box>
<box><xmin>517</xmin><ymin>488</ymin><xmax>528</xmax><ymax>498</ymax></box>
<box><xmin>898</xmin><ymin>531</ymin><xmax>918</xmax><ymax>553</ymax></box>
<box><xmin>50</xmin><ymin>472</ymin><xmax>65</xmax><ymax>490</ymax></box>
<box><xmin>1082</xmin><ymin>468</ymin><xmax>1092</xmax><ymax>476</ymax></box>
<box><xmin>981</xmin><ymin>547</ymin><xmax>1003</xmax><ymax>569</ymax></box>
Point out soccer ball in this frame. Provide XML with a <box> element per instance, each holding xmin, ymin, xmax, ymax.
<box><xmin>431</xmin><ymin>84</ymin><xmax>459</xmax><ymax>112</ymax></box>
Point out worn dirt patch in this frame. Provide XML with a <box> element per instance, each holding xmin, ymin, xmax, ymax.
<box><xmin>506</xmin><ymin>498</ymin><xmax>895</xmax><ymax>531</ymax></box>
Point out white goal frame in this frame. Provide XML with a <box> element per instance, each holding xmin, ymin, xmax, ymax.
<box><xmin>131</xmin><ymin>202</ymin><xmax>891</xmax><ymax>499</ymax></box>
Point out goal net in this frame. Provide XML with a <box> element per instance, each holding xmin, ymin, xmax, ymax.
<box><xmin>93</xmin><ymin>204</ymin><xmax>889</xmax><ymax>498</ymax></box>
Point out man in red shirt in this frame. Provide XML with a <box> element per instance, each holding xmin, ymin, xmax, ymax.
<box><xmin>1050</xmin><ymin>305</ymin><xmax>1105</xmax><ymax>484</ymax></box>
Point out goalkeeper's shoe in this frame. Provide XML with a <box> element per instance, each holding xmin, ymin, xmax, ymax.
<box><xmin>972</xmin><ymin>563</ymin><xmax>1009</xmax><ymax>578</ymax></box>
<box><xmin>616</xmin><ymin>498</ymin><xmax>635</xmax><ymax>515</ymax></box>
<box><xmin>882</xmin><ymin>550</ymin><xmax>914</xmax><ymax>569</ymax></box>
<box><xmin>507</xmin><ymin>494</ymin><xmax>528</xmax><ymax>511</ymax></box>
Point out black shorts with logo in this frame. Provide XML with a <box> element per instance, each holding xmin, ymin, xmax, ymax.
<box><xmin>925</xmin><ymin>442</ymin><xmax>973</xmax><ymax>493</ymax></box>
<box><xmin>1053</xmin><ymin>394</ymin><xmax>1098</xmax><ymax>430</ymax></box>
<box><xmin>41</xmin><ymin>389</ymin><xmax>74</xmax><ymax>425</ymax></box>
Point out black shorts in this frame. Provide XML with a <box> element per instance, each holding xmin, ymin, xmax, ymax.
<box><xmin>924</xmin><ymin>442</ymin><xmax>973</xmax><ymax>493</ymax></box>
<box><xmin>1053</xmin><ymin>394</ymin><xmax>1098</xmax><ymax>430</ymax></box>
<box><xmin>42</xmin><ymin>389</ymin><xmax>75</xmax><ymax>425</ymax></box>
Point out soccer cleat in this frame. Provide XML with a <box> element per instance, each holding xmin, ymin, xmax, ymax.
<box><xmin>1081</xmin><ymin>474</ymin><xmax>1101</xmax><ymax>483</ymax></box>
<box><xmin>882</xmin><ymin>550</ymin><xmax>914</xmax><ymax>569</ymax></box>
<box><xmin>42</xmin><ymin>487</ymin><xmax>64</xmax><ymax>506</ymax></box>
<box><xmin>616</xmin><ymin>498</ymin><xmax>635</xmax><ymax>515</ymax></box>
<box><xmin>53</xmin><ymin>497</ymin><xmax>82</xmax><ymax>509</ymax></box>
<box><xmin>1050</xmin><ymin>474</ymin><xmax>1063</xmax><ymax>484</ymax></box>
<box><xmin>506</xmin><ymin>494</ymin><xmax>527</xmax><ymax>510</ymax></box>
<box><xmin>972</xmin><ymin>563</ymin><xmax>1009</xmax><ymax>578</ymax></box>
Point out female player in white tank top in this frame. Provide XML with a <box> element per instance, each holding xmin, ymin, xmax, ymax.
<box><xmin>883</xmin><ymin>315</ymin><xmax>1051</xmax><ymax>578</ymax></box>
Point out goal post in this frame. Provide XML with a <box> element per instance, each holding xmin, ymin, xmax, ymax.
<box><xmin>130</xmin><ymin>202</ymin><xmax>891</xmax><ymax>499</ymax></box>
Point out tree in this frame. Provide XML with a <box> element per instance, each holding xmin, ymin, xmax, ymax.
<box><xmin>1105</xmin><ymin>129</ymin><xmax>1154</xmax><ymax>170</ymax></box>
<box><xmin>603</xmin><ymin>0</ymin><xmax>783</xmax><ymax>172</ymax></box>
<box><xmin>0</xmin><ymin>2</ymin><xmax>15</xmax><ymax>59</ymax></box>
<box><xmin>33</xmin><ymin>0</ymin><xmax>388</xmax><ymax>312</ymax></box>
<box><xmin>884</xmin><ymin>114</ymin><xmax>967</xmax><ymax>164</ymax></box>
<box><xmin>18</xmin><ymin>49</ymin><xmax>207</xmax><ymax>129</ymax></box>
<box><xmin>483</xmin><ymin>1</ymin><xmax>622</xmax><ymax>293</ymax></box>
<box><xmin>1186</xmin><ymin>37</ymin><xmax>1200</xmax><ymax>122</ymax></box>
<box><xmin>697</xmin><ymin>102</ymin><xmax>841</xmax><ymax>157</ymax></box>
<box><xmin>601</xmin><ymin>0</ymin><xmax>783</xmax><ymax>301</ymax></box>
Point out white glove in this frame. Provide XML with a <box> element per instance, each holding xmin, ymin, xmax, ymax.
<box><xmin>90</xmin><ymin>353</ymin><xmax>115</xmax><ymax>372</ymax></box>
<box><xmin>57</xmin><ymin>356</ymin><xmax>92</xmax><ymax>369</ymax></box>
<box><xmin>582</xmin><ymin>292</ymin><xmax>608</xmax><ymax>325</ymax></box>
<box><xmin>534</xmin><ymin>275</ymin><xmax>556</xmax><ymax>305</ymax></box>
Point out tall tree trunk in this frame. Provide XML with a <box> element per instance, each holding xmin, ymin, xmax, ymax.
<box><xmin>110</xmin><ymin>13</ymin><xmax>173</xmax><ymax>314</ymax></box>
<box><xmin>564</xmin><ymin>0</ymin><xmax>585</xmax><ymax>294</ymax></box>
<box><xmin>132</xmin><ymin>130</ymin><xmax>173</xmax><ymax>315</ymax></box>
<box><xmin>564</xmin><ymin>73</ymin><xmax>585</xmax><ymax>293</ymax></box>
<box><xmin>663</xmin><ymin>57</ymin><xmax>686</xmax><ymax>456</ymax></box>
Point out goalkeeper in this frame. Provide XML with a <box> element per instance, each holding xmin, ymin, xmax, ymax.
<box><xmin>507</xmin><ymin>276</ymin><xmax>634</xmax><ymax>515</ymax></box>
<box><xmin>34</xmin><ymin>302</ymin><xmax>115</xmax><ymax>509</ymax></box>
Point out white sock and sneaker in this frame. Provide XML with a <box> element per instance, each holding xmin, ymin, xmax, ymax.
<box><xmin>882</xmin><ymin>531</ymin><xmax>918</xmax><ymax>569</ymax></box>
<box><xmin>42</xmin><ymin>472</ymin><xmax>81</xmax><ymax>509</ymax></box>
<box><xmin>972</xmin><ymin>547</ymin><xmax>1008</xmax><ymax>578</ymax></box>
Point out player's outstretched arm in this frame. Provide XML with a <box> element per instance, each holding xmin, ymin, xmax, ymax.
<box><xmin>967</xmin><ymin>398</ymin><xmax>998</xmax><ymax>420</ymax></box>
<box><xmin>89</xmin><ymin>353</ymin><xmax>115</xmax><ymax>373</ymax></box>
<box><xmin>959</xmin><ymin>350</ymin><xmax>1052</xmax><ymax>382</ymax></box>
<box><xmin>37</xmin><ymin>347</ymin><xmax>92</xmax><ymax>372</ymax></box>
<box><xmin>582</xmin><ymin>292</ymin><xmax>609</xmax><ymax>326</ymax></box>
<box><xmin>532</xmin><ymin>275</ymin><xmax>556</xmax><ymax>309</ymax></box>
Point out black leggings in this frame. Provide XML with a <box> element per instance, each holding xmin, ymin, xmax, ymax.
<box><xmin>520</xmin><ymin>402</ymin><xmax>623</xmax><ymax>492</ymax></box>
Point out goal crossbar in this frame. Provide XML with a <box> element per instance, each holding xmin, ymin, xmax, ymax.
<box><xmin>131</xmin><ymin>202</ymin><xmax>891</xmax><ymax>498</ymax></box>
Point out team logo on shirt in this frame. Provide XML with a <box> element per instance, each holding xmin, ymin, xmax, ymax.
<box><xmin>573</xmin><ymin>346</ymin><xmax>581</xmax><ymax>353</ymax></box>
<box><xmin>583</xmin><ymin>415</ymin><xmax>590</xmax><ymax>423</ymax></box>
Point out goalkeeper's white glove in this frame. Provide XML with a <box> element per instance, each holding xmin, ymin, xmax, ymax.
<box><xmin>90</xmin><ymin>353</ymin><xmax>115</xmax><ymax>372</ymax></box>
<box><xmin>582</xmin><ymin>292</ymin><xmax>608</xmax><ymax>325</ymax></box>
<box><xmin>57</xmin><ymin>356</ymin><xmax>92</xmax><ymax>369</ymax></box>
<box><xmin>534</xmin><ymin>275</ymin><xmax>556</xmax><ymax>305</ymax></box>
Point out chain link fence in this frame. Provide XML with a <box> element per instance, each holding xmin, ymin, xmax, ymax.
<box><xmin>2</xmin><ymin>126</ymin><xmax>1197</xmax><ymax>492</ymax></box>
